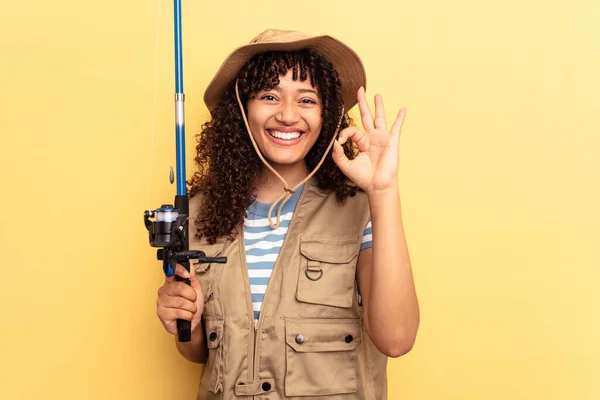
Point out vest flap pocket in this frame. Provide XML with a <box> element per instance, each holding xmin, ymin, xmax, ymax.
<box><xmin>284</xmin><ymin>319</ymin><xmax>361</xmax><ymax>397</ymax></box>
<box><xmin>299</xmin><ymin>237</ymin><xmax>358</xmax><ymax>264</ymax></box>
<box><xmin>297</xmin><ymin>236</ymin><xmax>359</xmax><ymax>308</ymax></box>
<box><xmin>195</xmin><ymin>263</ymin><xmax>212</xmax><ymax>274</ymax></box>
<box><xmin>204</xmin><ymin>317</ymin><xmax>224</xmax><ymax>349</ymax></box>
<box><xmin>191</xmin><ymin>237</ymin><xmax>227</xmax><ymax>259</ymax></box>
<box><xmin>285</xmin><ymin>319</ymin><xmax>361</xmax><ymax>353</ymax></box>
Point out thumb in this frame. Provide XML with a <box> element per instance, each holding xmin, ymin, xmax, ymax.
<box><xmin>332</xmin><ymin>139</ymin><xmax>352</xmax><ymax>175</ymax></box>
<box><xmin>189</xmin><ymin>260</ymin><xmax>203</xmax><ymax>294</ymax></box>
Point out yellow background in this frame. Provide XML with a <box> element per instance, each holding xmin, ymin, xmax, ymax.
<box><xmin>0</xmin><ymin>0</ymin><xmax>598</xmax><ymax>398</ymax></box>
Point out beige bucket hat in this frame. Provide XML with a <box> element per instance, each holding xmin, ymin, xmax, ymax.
<box><xmin>203</xmin><ymin>29</ymin><xmax>366</xmax><ymax>230</ymax></box>
<box><xmin>203</xmin><ymin>29</ymin><xmax>367</xmax><ymax>113</ymax></box>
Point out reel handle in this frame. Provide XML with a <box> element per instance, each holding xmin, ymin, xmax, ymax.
<box><xmin>175</xmin><ymin>258</ymin><xmax>192</xmax><ymax>342</ymax></box>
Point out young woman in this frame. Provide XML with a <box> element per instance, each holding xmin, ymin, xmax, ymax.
<box><xmin>156</xmin><ymin>29</ymin><xmax>419</xmax><ymax>399</ymax></box>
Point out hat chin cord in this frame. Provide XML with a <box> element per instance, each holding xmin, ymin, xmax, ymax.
<box><xmin>235</xmin><ymin>78</ymin><xmax>344</xmax><ymax>230</ymax></box>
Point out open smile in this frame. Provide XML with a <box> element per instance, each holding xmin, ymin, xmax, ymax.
<box><xmin>265</xmin><ymin>129</ymin><xmax>305</xmax><ymax>145</ymax></box>
<box><xmin>266</xmin><ymin>129</ymin><xmax>304</xmax><ymax>140</ymax></box>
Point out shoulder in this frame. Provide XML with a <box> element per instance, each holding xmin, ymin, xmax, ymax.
<box><xmin>309</xmin><ymin>182</ymin><xmax>369</xmax><ymax>213</ymax></box>
<box><xmin>188</xmin><ymin>191</ymin><xmax>204</xmax><ymax>211</ymax></box>
<box><xmin>188</xmin><ymin>191</ymin><xmax>230</xmax><ymax>250</ymax></box>
<box><xmin>187</xmin><ymin>192</ymin><xmax>203</xmax><ymax>230</ymax></box>
<box><xmin>301</xmin><ymin>182</ymin><xmax>370</xmax><ymax>237</ymax></box>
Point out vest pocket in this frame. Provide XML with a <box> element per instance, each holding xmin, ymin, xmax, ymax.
<box><xmin>297</xmin><ymin>236</ymin><xmax>359</xmax><ymax>308</ymax></box>
<box><xmin>284</xmin><ymin>319</ymin><xmax>361</xmax><ymax>397</ymax></box>
<box><xmin>200</xmin><ymin>317</ymin><xmax>224</xmax><ymax>393</ymax></box>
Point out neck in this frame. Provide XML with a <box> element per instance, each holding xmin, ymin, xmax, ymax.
<box><xmin>254</xmin><ymin>161</ymin><xmax>309</xmax><ymax>203</ymax></box>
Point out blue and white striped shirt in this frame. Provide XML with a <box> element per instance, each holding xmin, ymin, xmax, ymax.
<box><xmin>244</xmin><ymin>185</ymin><xmax>372</xmax><ymax>319</ymax></box>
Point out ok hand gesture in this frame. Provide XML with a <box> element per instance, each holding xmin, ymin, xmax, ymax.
<box><xmin>332</xmin><ymin>87</ymin><xmax>406</xmax><ymax>194</ymax></box>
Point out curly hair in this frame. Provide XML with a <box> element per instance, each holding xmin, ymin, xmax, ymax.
<box><xmin>188</xmin><ymin>48</ymin><xmax>359</xmax><ymax>244</ymax></box>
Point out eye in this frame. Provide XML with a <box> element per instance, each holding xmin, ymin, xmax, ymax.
<box><xmin>300</xmin><ymin>98</ymin><xmax>317</xmax><ymax>104</ymax></box>
<box><xmin>260</xmin><ymin>95</ymin><xmax>277</xmax><ymax>101</ymax></box>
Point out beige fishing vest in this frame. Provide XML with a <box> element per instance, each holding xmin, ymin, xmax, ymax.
<box><xmin>189</xmin><ymin>177</ymin><xmax>388</xmax><ymax>399</ymax></box>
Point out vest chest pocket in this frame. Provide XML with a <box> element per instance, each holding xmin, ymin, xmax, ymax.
<box><xmin>200</xmin><ymin>317</ymin><xmax>224</xmax><ymax>394</ymax></box>
<box><xmin>284</xmin><ymin>319</ymin><xmax>361</xmax><ymax>397</ymax></box>
<box><xmin>297</xmin><ymin>236</ymin><xmax>359</xmax><ymax>308</ymax></box>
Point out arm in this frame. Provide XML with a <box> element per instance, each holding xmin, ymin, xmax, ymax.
<box><xmin>356</xmin><ymin>185</ymin><xmax>419</xmax><ymax>358</ymax></box>
<box><xmin>332</xmin><ymin>88</ymin><xmax>419</xmax><ymax>358</ymax></box>
<box><xmin>156</xmin><ymin>263</ymin><xmax>209</xmax><ymax>364</ymax></box>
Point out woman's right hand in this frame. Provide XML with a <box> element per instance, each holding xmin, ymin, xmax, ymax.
<box><xmin>156</xmin><ymin>263</ymin><xmax>204</xmax><ymax>335</ymax></box>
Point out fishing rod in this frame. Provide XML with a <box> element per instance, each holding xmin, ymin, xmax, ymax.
<box><xmin>143</xmin><ymin>0</ymin><xmax>226</xmax><ymax>342</ymax></box>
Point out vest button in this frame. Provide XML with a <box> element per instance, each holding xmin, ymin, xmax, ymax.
<box><xmin>209</xmin><ymin>331</ymin><xmax>217</xmax><ymax>341</ymax></box>
<box><xmin>295</xmin><ymin>334</ymin><xmax>305</xmax><ymax>344</ymax></box>
<box><xmin>262</xmin><ymin>382</ymin><xmax>271</xmax><ymax>391</ymax></box>
<box><xmin>345</xmin><ymin>335</ymin><xmax>353</xmax><ymax>343</ymax></box>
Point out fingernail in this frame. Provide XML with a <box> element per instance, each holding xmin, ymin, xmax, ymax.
<box><xmin>184</xmin><ymin>270</ymin><xmax>190</xmax><ymax>278</ymax></box>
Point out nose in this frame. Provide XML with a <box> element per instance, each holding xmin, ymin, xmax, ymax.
<box><xmin>275</xmin><ymin>101</ymin><xmax>300</xmax><ymax>125</ymax></box>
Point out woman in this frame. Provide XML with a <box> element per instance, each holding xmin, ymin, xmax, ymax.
<box><xmin>156</xmin><ymin>29</ymin><xmax>419</xmax><ymax>399</ymax></box>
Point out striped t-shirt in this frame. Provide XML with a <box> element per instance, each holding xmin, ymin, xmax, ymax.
<box><xmin>244</xmin><ymin>184</ymin><xmax>373</xmax><ymax>319</ymax></box>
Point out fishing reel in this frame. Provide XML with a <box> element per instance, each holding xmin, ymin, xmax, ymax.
<box><xmin>144</xmin><ymin>201</ymin><xmax>226</xmax><ymax>277</ymax></box>
<box><xmin>144</xmin><ymin>195</ymin><xmax>226</xmax><ymax>342</ymax></box>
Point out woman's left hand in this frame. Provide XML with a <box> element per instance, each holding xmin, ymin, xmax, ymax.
<box><xmin>332</xmin><ymin>87</ymin><xmax>406</xmax><ymax>194</ymax></box>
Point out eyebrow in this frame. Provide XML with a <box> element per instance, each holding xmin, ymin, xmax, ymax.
<box><xmin>272</xmin><ymin>86</ymin><xmax>319</xmax><ymax>96</ymax></box>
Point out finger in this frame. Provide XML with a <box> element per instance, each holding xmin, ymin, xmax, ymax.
<box><xmin>331</xmin><ymin>139</ymin><xmax>353</xmax><ymax>175</ymax></box>
<box><xmin>188</xmin><ymin>261</ymin><xmax>204</xmax><ymax>293</ymax></box>
<box><xmin>374</xmin><ymin>94</ymin><xmax>387</xmax><ymax>131</ymax></box>
<box><xmin>164</xmin><ymin>263</ymin><xmax>190</xmax><ymax>283</ymax></box>
<box><xmin>338</xmin><ymin>126</ymin><xmax>369</xmax><ymax>153</ymax></box>
<box><xmin>357</xmin><ymin>87</ymin><xmax>374</xmax><ymax>131</ymax></box>
<box><xmin>175</xmin><ymin>263</ymin><xmax>191</xmax><ymax>279</ymax></box>
<box><xmin>159</xmin><ymin>296</ymin><xmax>198</xmax><ymax>314</ymax></box>
<box><xmin>165</xmin><ymin>281</ymin><xmax>198</xmax><ymax>302</ymax></box>
<box><xmin>390</xmin><ymin>108</ymin><xmax>407</xmax><ymax>138</ymax></box>
<box><xmin>158</xmin><ymin>307</ymin><xmax>194</xmax><ymax>322</ymax></box>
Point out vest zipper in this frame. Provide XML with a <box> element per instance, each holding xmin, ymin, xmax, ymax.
<box><xmin>249</xmin><ymin>185</ymin><xmax>307</xmax><ymax>396</ymax></box>
<box><xmin>239</xmin><ymin>230</ymin><xmax>257</xmax><ymax>393</ymax></box>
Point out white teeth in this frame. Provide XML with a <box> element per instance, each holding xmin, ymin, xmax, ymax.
<box><xmin>268</xmin><ymin>130</ymin><xmax>301</xmax><ymax>140</ymax></box>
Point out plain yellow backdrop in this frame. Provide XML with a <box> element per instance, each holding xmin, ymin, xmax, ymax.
<box><xmin>1</xmin><ymin>0</ymin><xmax>598</xmax><ymax>399</ymax></box>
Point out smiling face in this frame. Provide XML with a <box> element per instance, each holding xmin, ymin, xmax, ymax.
<box><xmin>246</xmin><ymin>69</ymin><xmax>323</xmax><ymax>170</ymax></box>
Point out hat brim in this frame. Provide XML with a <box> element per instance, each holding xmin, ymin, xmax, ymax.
<box><xmin>203</xmin><ymin>35</ymin><xmax>366</xmax><ymax>115</ymax></box>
